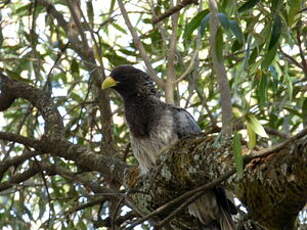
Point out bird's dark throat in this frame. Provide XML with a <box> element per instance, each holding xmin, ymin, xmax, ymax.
<box><xmin>124</xmin><ymin>95</ymin><xmax>159</xmax><ymax>138</ymax></box>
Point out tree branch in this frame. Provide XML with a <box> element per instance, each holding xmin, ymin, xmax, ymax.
<box><xmin>0</xmin><ymin>131</ymin><xmax>128</xmax><ymax>183</ymax></box>
<box><xmin>165</xmin><ymin>0</ymin><xmax>179</xmax><ymax>104</ymax></box>
<box><xmin>125</xmin><ymin>131</ymin><xmax>307</xmax><ymax>229</ymax></box>
<box><xmin>208</xmin><ymin>0</ymin><xmax>233</xmax><ymax>136</ymax></box>
<box><xmin>175</xmin><ymin>50</ymin><xmax>199</xmax><ymax>83</ymax></box>
<box><xmin>152</xmin><ymin>0</ymin><xmax>198</xmax><ymax>24</ymax></box>
<box><xmin>245</xmin><ymin>127</ymin><xmax>307</xmax><ymax>162</ymax></box>
<box><xmin>0</xmin><ymin>72</ymin><xmax>64</xmax><ymax>137</ymax></box>
<box><xmin>126</xmin><ymin>169</ymin><xmax>235</xmax><ymax>229</ymax></box>
<box><xmin>0</xmin><ymin>150</ymin><xmax>41</xmax><ymax>180</ymax></box>
<box><xmin>0</xmin><ymin>164</ymin><xmax>41</xmax><ymax>192</ymax></box>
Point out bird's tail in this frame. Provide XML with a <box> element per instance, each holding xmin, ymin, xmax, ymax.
<box><xmin>188</xmin><ymin>189</ymin><xmax>237</xmax><ymax>230</ymax></box>
<box><xmin>219</xmin><ymin>206</ymin><xmax>236</xmax><ymax>230</ymax></box>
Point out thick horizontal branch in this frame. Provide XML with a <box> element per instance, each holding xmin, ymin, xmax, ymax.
<box><xmin>125</xmin><ymin>130</ymin><xmax>307</xmax><ymax>230</ymax></box>
<box><xmin>0</xmin><ymin>73</ymin><xmax>64</xmax><ymax>137</ymax></box>
<box><xmin>0</xmin><ymin>131</ymin><xmax>128</xmax><ymax>183</ymax></box>
<box><xmin>0</xmin><ymin>150</ymin><xmax>41</xmax><ymax>180</ymax></box>
<box><xmin>0</xmin><ymin>164</ymin><xmax>41</xmax><ymax>192</ymax></box>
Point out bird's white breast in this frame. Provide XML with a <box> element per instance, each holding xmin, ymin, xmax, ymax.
<box><xmin>130</xmin><ymin>109</ymin><xmax>178</xmax><ymax>174</ymax></box>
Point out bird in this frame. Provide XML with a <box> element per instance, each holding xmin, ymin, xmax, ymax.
<box><xmin>102</xmin><ymin>65</ymin><xmax>237</xmax><ymax>229</ymax></box>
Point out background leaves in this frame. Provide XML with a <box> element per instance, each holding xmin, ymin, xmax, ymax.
<box><xmin>0</xmin><ymin>0</ymin><xmax>306</xmax><ymax>229</ymax></box>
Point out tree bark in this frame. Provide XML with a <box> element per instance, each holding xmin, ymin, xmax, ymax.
<box><xmin>125</xmin><ymin>134</ymin><xmax>307</xmax><ymax>230</ymax></box>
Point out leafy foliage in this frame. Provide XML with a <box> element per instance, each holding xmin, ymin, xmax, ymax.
<box><xmin>0</xmin><ymin>0</ymin><xmax>306</xmax><ymax>229</ymax></box>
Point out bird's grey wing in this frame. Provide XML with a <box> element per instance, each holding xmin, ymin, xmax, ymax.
<box><xmin>171</xmin><ymin>107</ymin><xmax>201</xmax><ymax>138</ymax></box>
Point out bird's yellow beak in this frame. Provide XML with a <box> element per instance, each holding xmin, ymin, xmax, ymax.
<box><xmin>102</xmin><ymin>77</ymin><xmax>118</xmax><ymax>89</ymax></box>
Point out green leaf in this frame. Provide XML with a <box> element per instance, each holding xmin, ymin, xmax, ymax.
<box><xmin>246</xmin><ymin>122</ymin><xmax>256</xmax><ymax>149</ymax></box>
<box><xmin>246</xmin><ymin>114</ymin><xmax>269</xmax><ymax>138</ymax></box>
<box><xmin>71</xmin><ymin>59</ymin><xmax>79</xmax><ymax>76</ymax></box>
<box><xmin>284</xmin><ymin>106</ymin><xmax>303</xmax><ymax>118</ymax></box>
<box><xmin>199</xmin><ymin>13</ymin><xmax>211</xmax><ymax>36</ymax></box>
<box><xmin>216</xmin><ymin>27</ymin><xmax>224</xmax><ymax>62</ymax></box>
<box><xmin>119</xmin><ymin>48</ymin><xmax>137</xmax><ymax>56</ymax></box>
<box><xmin>283</xmin><ymin>65</ymin><xmax>293</xmax><ymax>100</ymax></box>
<box><xmin>109</xmin><ymin>0</ymin><xmax>116</xmax><ymax>13</ymax></box>
<box><xmin>231</xmin><ymin>40</ymin><xmax>243</xmax><ymax>52</ymax></box>
<box><xmin>303</xmin><ymin>98</ymin><xmax>307</xmax><ymax>127</ymax></box>
<box><xmin>255</xmin><ymin>71</ymin><xmax>268</xmax><ymax>105</ymax></box>
<box><xmin>271</xmin><ymin>0</ymin><xmax>283</xmax><ymax>13</ymax></box>
<box><xmin>232</xmin><ymin>132</ymin><xmax>243</xmax><ymax>176</ymax></box>
<box><xmin>105</xmin><ymin>53</ymin><xmax>132</xmax><ymax>66</ymax></box>
<box><xmin>248</xmin><ymin>46</ymin><xmax>262</xmax><ymax>66</ymax></box>
<box><xmin>269</xmin><ymin>14</ymin><xmax>282</xmax><ymax>50</ymax></box>
<box><xmin>261</xmin><ymin>45</ymin><xmax>278</xmax><ymax>69</ymax></box>
<box><xmin>288</xmin><ymin>0</ymin><xmax>302</xmax><ymax>26</ymax></box>
<box><xmin>183</xmin><ymin>9</ymin><xmax>209</xmax><ymax>40</ymax></box>
<box><xmin>86</xmin><ymin>1</ymin><xmax>94</xmax><ymax>26</ymax></box>
<box><xmin>238</xmin><ymin>0</ymin><xmax>260</xmax><ymax>12</ymax></box>
<box><xmin>111</xmin><ymin>23</ymin><xmax>128</xmax><ymax>34</ymax></box>
<box><xmin>218</xmin><ymin>13</ymin><xmax>230</xmax><ymax>30</ymax></box>
<box><xmin>143</xmin><ymin>18</ymin><xmax>152</xmax><ymax>24</ymax></box>
<box><xmin>5</xmin><ymin>70</ymin><xmax>32</xmax><ymax>83</ymax></box>
<box><xmin>229</xmin><ymin>20</ymin><xmax>244</xmax><ymax>43</ymax></box>
<box><xmin>0</xmin><ymin>25</ymin><xmax>3</xmax><ymax>48</ymax></box>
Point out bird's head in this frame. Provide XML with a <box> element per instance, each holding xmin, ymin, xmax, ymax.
<box><xmin>102</xmin><ymin>65</ymin><xmax>157</xmax><ymax>98</ymax></box>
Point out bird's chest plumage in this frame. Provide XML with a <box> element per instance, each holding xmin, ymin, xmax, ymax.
<box><xmin>124</xmin><ymin>98</ymin><xmax>178</xmax><ymax>174</ymax></box>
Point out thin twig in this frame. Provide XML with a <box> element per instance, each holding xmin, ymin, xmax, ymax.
<box><xmin>165</xmin><ymin>0</ymin><xmax>179</xmax><ymax>104</ymax></box>
<box><xmin>126</xmin><ymin>169</ymin><xmax>235</xmax><ymax>230</ymax></box>
<box><xmin>152</xmin><ymin>0</ymin><xmax>198</xmax><ymax>24</ymax></box>
<box><xmin>112</xmin><ymin>196</ymin><xmax>125</xmax><ymax>230</ymax></box>
<box><xmin>67</xmin><ymin>197</ymin><xmax>107</xmax><ymax>214</ymax></box>
<box><xmin>0</xmin><ymin>150</ymin><xmax>41</xmax><ymax>182</ymax></box>
<box><xmin>34</xmin><ymin>157</ymin><xmax>54</xmax><ymax>229</ymax></box>
<box><xmin>296</xmin><ymin>24</ymin><xmax>307</xmax><ymax>78</ymax></box>
<box><xmin>244</xmin><ymin>127</ymin><xmax>307</xmax><ymax>163</ymax></box>
<box><xmin>156</xmin><ymin>170</ymin><xmax>236</xmax><ymax>228</ymax></box>
<box><xmin>0</xmin><ymin>165</ymin><xmax>41</xmax><ymax>192</ymax></box>
<box><xmin>175</xmin><ymin>50</ymin><xmax>199</xmax><ymax>83</ymax></box>
<box><xmin>66</xmin><ymin>0</ymin><xmax>88</xmax><ymax>46</ymax></box>
<box><xmin>280</xmin><ymin>48</ymin><xmax>303</xmax><ymax>69</ymax></box>
<box><xmin>117</xmin><ymin>0</ymin><xmax>164</xmax><ymax>88</ymax></box>
<box><xmin>43</xmin><ymin>42</ymin><xmax>69</xmax><ymax>92</ymax></box>
<box><xmin>195</xmin><ymin>87</ymin><xmax>218</xmax><ymax>126</ymax></box>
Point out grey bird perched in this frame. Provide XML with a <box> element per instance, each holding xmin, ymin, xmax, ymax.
<box><xmin>102</xmin><ymin>65</ymin><xmax>236</xmax><ymax>229</ymax></box>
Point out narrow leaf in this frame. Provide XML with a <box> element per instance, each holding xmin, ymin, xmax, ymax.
<box><xmin>269</xmin><ymin>14</ymin><xmax>282</xmax><ymax>50</ymax></box>
<box><xmin>261</xmin><ymin>45</ymin><xmax>278</xmax><ymax>69</ymax></box>
<box><xmin>256</xmin><ymin>71</ymin><xmax>268</xmax><ymax>105</ymax></box>
<box><xmin>111</xmin><ymin>23</ymin><xmax>128</xmax><ymax>34</ymax></box>
<box><xmin>183</xmin><ymin>9</ymin><xmax>209</xmax><ymax>40</ymax></box>
<box><xmin>246</xmin><ymin>122</ymin><xmax>256</xmax><ymax>149</ymax></box>
<box><xmin>229</xmin><ymin>20</ymin><xmax>244</xmax><ymax>43</ymax></box>
<box><xmin>233</xmin><ymin>132</ymin><xmax>243</xmax><ymax>176</ymax></box>
<box><xmin>248</xmin><ymin>47</ymin><xmax>260</xmax><ymax>65</ymax></box>
<box><xmin>238</xmin><ymin>0</ymin><xmax>261</xmax><ymax>12</ymax></box>
<box><xmin>71</xmin><ymin>59</ymin><xmax>79</xmax><ymax>76</ymax></box>
<box><xmin>284</xmin><ymin>71</ymin><xmax>293</xmax><ymax>100</ymax></box>
<box><xmin>200</xmin><ymin>13</ymin><xmax>211</xmax><ymax>36</ymax></box>
<box><xmin>86</xmin><ymin>1</ymin><xmax>94</xmax><ymax>26</ymax></box>
<box><xmin>302</xmin><ymin>98</ymin><xmax>307</xmax><ymax>127</ymax></box>
<box><xmin>216</xmin><ymin>27</ymin><xmax>224</xmax><ymax>62</ymax></box>
<box><xmin>288</xmin><ymin>0</ymin><xmax>302</xmax><ymax>26</ymax></box>
<box><xmin>246</xmin><ymin>114</ymin><xmax>269</xmax><ymax>138</ymax></box>
<box><xmin>218</xmin><ymin>13</ymin><xmax>230</xmax><ymax>30</ymax></box>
